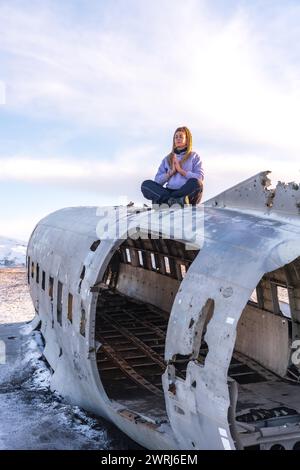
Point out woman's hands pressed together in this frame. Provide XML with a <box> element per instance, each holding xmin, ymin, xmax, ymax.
<box><xmin>166</xmin><ymin>154</ymin><xmax>187</xmax><ymax>180</ymax></box>
<box><xmin>172</xmin><ymin>154</ymin><xmax>187</xmax><ymax>177</ymax></box>
<box><xmin>166</xmin><ymin>154</ymin><xmax>176</xmax><ymax>179</ymax></box>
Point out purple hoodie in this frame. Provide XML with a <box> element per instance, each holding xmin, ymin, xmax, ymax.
<box><xmin>154</xmin><ymin>150</ymin><xmax>204</xmax><ymax>189</ymax></box>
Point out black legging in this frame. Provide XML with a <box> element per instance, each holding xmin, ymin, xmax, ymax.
<box><xmin>141</xmin><ymin>178</ymin><xmax>203</xmax><ymax>205</ymax></box>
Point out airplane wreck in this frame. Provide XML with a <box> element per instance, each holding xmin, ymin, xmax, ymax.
<box><xmin>27</xmin><ymin>171</ymin><xmax>300</xmax><ymax>450</ymax></box>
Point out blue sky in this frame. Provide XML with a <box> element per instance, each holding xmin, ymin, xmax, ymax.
<box><xmin>0</xmin><ymin>0</ymin><xmax>300</xmax><ymax>241</ymax></box>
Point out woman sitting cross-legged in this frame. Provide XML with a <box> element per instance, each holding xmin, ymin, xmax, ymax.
<box><xmin>141</xmin><ymin>126</ymin><xmax>204</xmax><ymax>207</ymax></box>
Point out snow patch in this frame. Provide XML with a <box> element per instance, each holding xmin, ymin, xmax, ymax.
<box><xmin>0</xmin><ymin>236</ymin><xmax>27</xmax><ymax>267</ymax></box>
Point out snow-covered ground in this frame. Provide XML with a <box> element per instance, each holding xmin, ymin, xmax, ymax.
<box><xmin>0</xmin><ymin>268</ymin><xmax>35</xmax><ymax>324</ymax></box>
<box><xmin>0</xmin><ymin>268</ymin><xmax>138</xmax><ymax>450</ymax></box>
<box><xmin>0</xmin><ymin>236</ymin><xmax>27</xmax><ymax>267</ymax></box>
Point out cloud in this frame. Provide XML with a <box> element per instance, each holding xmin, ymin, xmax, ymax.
<box><xmin>0</xmin><ymin>80</ymin><xmax>5</xmax><ymax>105</ymax></box>
<box><xmin>1</xmin><ymin>145</ymin><xmax>298</xmax><ymax>206</ymax></box>
<box><xmin>0</xmin><ymin>0</ymin><xmax>300</xmax><ymax>157</ymax></box>
<box><xmin>204</xmin><ymin>151</ymin><xmax>300</xmax><ymax>198</ymax></box>
<box><xmin>0</xmin><ymin>144</ymin><xmax>158</xmax><ymax>198</ymax></box>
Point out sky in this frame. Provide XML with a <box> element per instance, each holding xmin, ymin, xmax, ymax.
<box><xmin>0</xmin><ymin>0</ymin><xmax>300</xmax><ymax>241</ymax></box>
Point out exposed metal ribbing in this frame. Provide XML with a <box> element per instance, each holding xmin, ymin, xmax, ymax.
<box><xmin>98</xmin><ymin>339</ymin><xmax>164</xmax><ymax>397</ymax></box>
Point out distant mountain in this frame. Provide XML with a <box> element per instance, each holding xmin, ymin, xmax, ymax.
<box><xmin>0</xmin><ymin>236</ymin><xmax>27</xmax><ymax>267</ymax></box>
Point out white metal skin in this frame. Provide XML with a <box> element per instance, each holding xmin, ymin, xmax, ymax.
<box><xmin>27</xmin><ymin>172</ymin><xmax>300</xmax><ymax>450</ymax></box>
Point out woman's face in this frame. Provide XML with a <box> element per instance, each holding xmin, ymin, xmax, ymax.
<box><xmin>174</xmin><ymin>130</ymin><xmax>187</xmax><ymax>149</ymax></box>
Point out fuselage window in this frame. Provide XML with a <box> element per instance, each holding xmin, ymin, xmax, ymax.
<box><xmin>68</xmin><ymin>293</ymin><xmax>73</xmax><ymax>323</ymax></box>
<box><xmin>138</xmin><ymin>250</ymin><xmax>143</xmax><ymax>266</ymax></box>
<box><xmin>125</xmin><ymin>248</ymin><xmax>131</xmax><ymax>263</ymax></box>
<box><xmin>42</xmin><ymin>271</ymin><xmax>45</xmax><ymax>290</ymax></box>
<box><xmin>80</xmin><ymin>307</ymin><xmax>86</xmax><ymax>337</ymax></box>
<box><xmin>180</xmin><ymin>264</ymin><xmax>187</xmax><ymax>278</ymax></box>
<box><xmin>277</xmin><ymin>285</ymin><xmax>291</xmax><ymax>318</ymax></box>
<box><xmin>49</xmin><ymin>276</ymin><xmax>54</xmax><ymax>301</ymax></box>
<box><xmin>164</xmin><ymin>257</ymin><xmax>171</xmax><ymax>274</ymax></box>
<box><xmin>36</xmin><ymin>263</ymin><xmax>40</xmax><ymax>284</ymax></box>
<box><xmin>57</xmin><ymin>281</ymin><xmax>63</xmax><ymax>326</ymax></box>
<box><xmin>150</xmin><ymin>253</ymin><xmax>156</xmax><ymax>270</ymax></box>
<box><xmin>27</xmin><ymin>256</ymin><xmax>30</xmax><ymax>283</ymax></box>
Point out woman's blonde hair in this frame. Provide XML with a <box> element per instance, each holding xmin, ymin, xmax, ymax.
<box><xmin>167</xmin><ymin>126</ymin><xmax>193</xmax><ymax>167</ymax></box>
